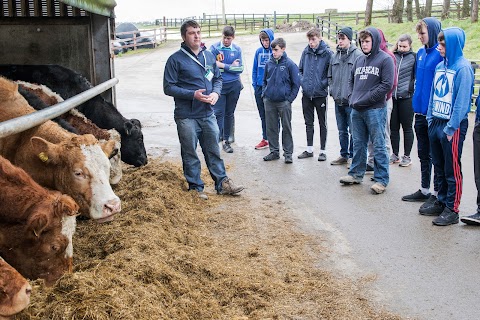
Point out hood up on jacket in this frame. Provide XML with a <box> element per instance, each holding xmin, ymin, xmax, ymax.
<box><xmin>363</xmin><ymin>27</ymin><xmax>382</xmax><ymax>57</ymax></box>
<box><xmin>441</xmin><ymin>27</ymin><xmax>466</xmax><ymax>67</ymax></box>
<box><xmin>259</xmin><ymin>28</ymin><xmax>274</xmax><ymax>49</ymax></box>
<box><xmin>423</xmin><ymin>17</ymin><xmax>442</xmax><ymax>48</ymax></box>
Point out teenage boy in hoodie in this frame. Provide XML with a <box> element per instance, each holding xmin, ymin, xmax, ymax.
<box><xmin>163</xmin><ymin>20</ymin><xmax>244</xmax><ymax>199</ymax></box>
<box><xmin>328</xmin><ymin>27</ymin><xmax>363</xmax><ymax>166</ymax></box>
<box><xmin>252</xmin><ymin>28</ymin><xmax>274</xmax><ymax>150</ymax></box>
<box><xmin>297</xmin><ymin>28</ymin><xmax>333</xmax><ymax>161</ymax></box>
<box><xmin>339</xmin><ymin>27</ymin><xmax>394</xmax><ymax>194</ymax></box>
<box><xmin>210</xmin><ymin>26</ymin><xmax>244</xmax><ymax>154</ymax></box>
<box><xmin>262</xmin><ymin>37</ymin><xmax>300</xmax><ymax>164</ymax></box>
<box><xmin>402</xmin><ymin>18</ymin><xmax>443</xmax><ymax>208</ymax></box>
<box><xmin>426</xmin><ymin>27</ymin><xmax>473</xmax><ymax>226</ymax></box>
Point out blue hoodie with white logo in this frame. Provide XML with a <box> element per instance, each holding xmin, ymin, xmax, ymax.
<box><xmin>427</xmin><ymin>27</ymin><xmax>474</xmax><ymax>136</ymax></box>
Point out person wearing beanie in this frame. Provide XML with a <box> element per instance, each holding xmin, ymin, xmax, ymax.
<box><xmin>328</xmin><ymin>26</ymin><xmax>363</xmax><ymax>166</ymax></box>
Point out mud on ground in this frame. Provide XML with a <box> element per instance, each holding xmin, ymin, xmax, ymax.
<box><xmin>15</xmin><ymin>158</ymin><xmax>404</xmax><ymax>320</ymax></box>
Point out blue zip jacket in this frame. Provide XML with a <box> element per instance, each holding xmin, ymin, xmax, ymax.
<box><xmin>299</xmin><ymin>40</ymin><xmax>332</xmax><ymax>98</ymax></box>
<box><xmin>348</xmin><ymin>27</ymin><xmax>394</xmax><ymax>111</ymax></box>
<box><xmin>252</xmin><ymin>28</ymin><xmax>274</xmax><ymax>87</ymax></box>
<box><xmin>412</xmin><ymin>17</ymin><xmax>442</xmax><ymax>115</ymax></box>
<box><xmin>163</xmin><ymin>42</ymin><xmax>222</xmax><ymax>119</ymax></box>
<box><xmin>209</xmin><ymin>41</ymin><xmax>244</xmax><ymax>83</ymax></box>
<box><xmin>262</xmin><ymin>52</ymin><xmax>300</xmax><ymax>103</ymax></box>
<box><xmin>427</xmin><ymin>27</ymin><xmax>474</xmax><ymax>136</ymax></box>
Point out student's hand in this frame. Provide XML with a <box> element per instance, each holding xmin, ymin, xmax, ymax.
<box><xmin>194</xmin><ymin>89</ymin><xmax>210</xmax><ymax>103</ymax></box>
<box><xmin>446</xmin><ymin>134</ymin><xmax>453</xmax><ymax>141</ymax></box>
<box><xmin>208</xmin><ymin>92</ymin><xmax>220</xmax><ymax>105</ymax></box>
<box><xmin>216</xmin><ymin>61</ymin><xmax>225</xmax><ymax>69</ymax></box>
<box><xmin>231</xmin><ymin>59</ymin><xmax>240</xmax><ymax>66</ymax></box>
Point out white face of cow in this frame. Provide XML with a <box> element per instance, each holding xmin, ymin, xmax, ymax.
<box><xmin>61</xmin><ymin>214</ymin><xmax>76</xmax><ymax>271</ymax></box>
<box><xmin>81</xmin><ymin>144</ymin><xmax>121</xmax><ymax>222</ymax></box>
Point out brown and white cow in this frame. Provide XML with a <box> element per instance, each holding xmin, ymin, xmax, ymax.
<box><xmin>0</xmin><ymin>155</ymin><xmax>79</xmax><ymax>285</ymax></box>
<box><xmin>0</xmin><ymin>76</ymin><xmax>121</xmax><ymax>222</ymax></box>
<box><xmin>0</xmin><ymin>257</ymin><xmax>31</xmax><ymax>319</ymax></box>
<box><xmin>17</xmin><ymin>81</ymin><xmax>123</xmax><ymax>185</ymax></box>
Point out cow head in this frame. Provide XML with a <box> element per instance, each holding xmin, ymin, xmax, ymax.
<box><xmin>29</xmin><ymin>134</ymin><xmax>121</xmax><ymax>222</ymax></box>
<box><xmin>107</xmin><ymin>129</ymin><xmax>122</xmax><ymax>185</ymax></box>
<box><xmin>0</xmin><ymin>258</ymin><xmax>31</xmax><ymax>319</ymax></box>
<box><xmin>121</xmin><ymin>119</ymin><xmax>148</xmax><ymax>167</ymax></box>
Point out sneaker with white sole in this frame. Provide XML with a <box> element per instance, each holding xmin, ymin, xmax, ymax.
<box><xmin>370</xmin><ymin>182</ymin><xmax>386</xmax><ymax>194</ymax></box>
<box><xmin>389</xmin><ymin>154</ymin><xmax>400</xmax><ymax>164</ymax></box>
<box><xmin>339</xmin><ymin>175</ymin><xmax>362</xmax><ymax>185</ymax></box>
<box><xmin>255</xmin><ymin>139</ymin><xmax>269</xmax><ymax>150</ymax></box>
<box><xmin>399</xmin><ymin>155</ymin><xmax>412</xmax><ymax>167</ymax></box>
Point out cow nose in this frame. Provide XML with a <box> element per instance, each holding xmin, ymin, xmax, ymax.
<box><xmin>105</xmin><ymin>198</ymin><xmax>121</xmax><ymax>214</ymax></box>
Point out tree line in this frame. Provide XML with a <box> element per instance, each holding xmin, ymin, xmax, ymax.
<box><xmin>365</xmin><ymin>0</ymin><xmax>479</xmax><ymax>25</ymax></box>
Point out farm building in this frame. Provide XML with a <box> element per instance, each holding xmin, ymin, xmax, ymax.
<box><xmin>0</xmin><ymin>0</ymin><xmax>117</xmax><ymax>102</ymax></box>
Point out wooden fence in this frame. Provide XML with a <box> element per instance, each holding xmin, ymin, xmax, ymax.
<box><xmin>112</xmin><ymin>27</ymin><xmax>167</xmax><ymax>52</ymax></box>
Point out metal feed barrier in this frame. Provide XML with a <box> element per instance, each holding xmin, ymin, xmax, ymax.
<box><xmin>0</xmin><ymin>78</ymin><xmax>119</xmax><ymax>139</ymax></box>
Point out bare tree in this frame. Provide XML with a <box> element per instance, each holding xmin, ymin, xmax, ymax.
<box><xmin>442</xmin><ymin>0</ymin><xmax>451</xmax><ymax>19</ymax></box>
<box><xmin>415</xmin><ymin>0</ymin><xmax>422</xmax><ymax>18</ymax></box>
<box><xmin>462</xmin><ymin>0</ymin><xmax>470</xmax><ymax>17</ymax></box>
<box><xmin>425</xmin><ymin>0</ymin><xmax>433</xmax><ymax>16</ymax></box>
<box><xmin>392</xmin><ymin>0</ymin><xmax>405</xmax><ymax>22</ymax></box>
<box><xmin>365</xmin><ymin>0</ymin><xmax>374</xmax><ymax>26</ymax></box>
<box><xmin>406</xmin><ymin>0</ymin><xmax>414</xmax><ymax>21</ymax></box>
<box><xmin>473</xmin><ymin>0</ymin><xmax>479</xmax><ymax>22</ymax></box>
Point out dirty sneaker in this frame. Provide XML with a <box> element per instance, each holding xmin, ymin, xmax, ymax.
<box><xmin>460</xmin><ymin>212</ymin><xmax>480</xmax><ymax>226</ymax></box>
<box><xmin>297</xmin><ymin>151</ymin><xmax>313</xmax><ymax>159</ymax></box>
<box><xmin>432</xmin><ymin>207</ymin><xmax>459</xmax><ymax>226</ymax></box>
<box><xmin>330</xmin><ymin>156</ymin><xmax>348</xmax><ymax>165</ymax></box>
<box><xmin>223</xmin><ymin>141</ymin><xmax>234</xmax><ymax>153</ymax></box>
<box><xmin>370</xmin><ymin>182</ymin><xmax>386</xmax><ymax>194</ymax></box>
<box><xmin>389</xmin><ymin>154</ymin><xmax>400</xmax><ymax>164</ymax></box>
<box><xmin>255</xmin><ymin>139</ymin><xmax>269</xmax><ymax>150</ymax></box>
<box><xmin>189</xmin><ymin>189</ymin><xmax>208</xmax><ymax>200</ymax></box>
<box><xmin>399</xmin><ymin>155</ymin><xmax>412</xmax><ymax>167</ymax></box>
<box><xmin>339</xmin><ymin>175</ymin><xmax>362</xmax><ymax>185</ymax></box>
<box><xmin>318</xmin><ymin>153</ymin><xmax>327</xmax><ymax>161</ymax></box>
<box><xmin>218</xmin><ymin>178</ymin><xmax>244</xmax><ymax>195</ymax></box>
<box><xmin>263</xmin><ymin>152</ymin><xmax>280</xmax><ymax>161</ymax></box>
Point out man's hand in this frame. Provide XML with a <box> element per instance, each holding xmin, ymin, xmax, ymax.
<box><xmin>447</xmin><ymin>134</ymin><xmax>453</xmax><ymax>142</ymax></box>
<box><xmin>194</xmin><ymin>89</ymin><xmax>219</xmax><ymax>105</ymax></box>
<box><xmin>216</xmin><ymin>61</ymin><xmax>225</xmax><ymax>69</ymax></box>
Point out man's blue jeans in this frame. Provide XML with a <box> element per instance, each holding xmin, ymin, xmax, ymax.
<box><xmin>349</xmin><ymin>107</ymin><xmax>389</xmax><ymax>186</ymax></box>
<box><xmin>334</xmin><ymin>103</ymin><xmax>353</xmax><ymax>159</ymax></box>
<box><xmin>213</xmin><ymin>80</ymin><xmax>242</xmax><ymax>141</ymax></box>
<box><xmin>175</xmin><ymin>114</ymin><xmax>227</xmax><ymax>192</ymax></box>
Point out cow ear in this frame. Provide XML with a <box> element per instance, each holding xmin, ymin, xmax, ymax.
<box><xmin>100</xmin><ymin>139</ymin><xmax>116</xmax><ymax>158</ymax></box>
<box><xmin>56</xmin><ymin>194</ymin><xmax>80</xmax><ymax>217</ymax></box>
<box><xmin>30</xmin><ymin>137</ymin><xmax>60</xmax><ymax>164</ymax></box>
<box><xmin>124</xmin><ymin>121</ymin><xmax>134</xmax><ymax>135</ymax></box>
<box><xmin>27</xmin><ymin>213</ymin><xmax>50</xmax><ymax>237</ymax></box>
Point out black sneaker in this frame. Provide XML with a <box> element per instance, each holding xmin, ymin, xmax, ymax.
<box><xmin>263</xmin><ymin>152</ymin><xmax>280</xmax><ymax>161</ymax></box>
<box><xmin>298</xmin><ymin>151</ymin><xmax>313</xmax><ymax>159</ymax></box>
<box><xmin>318</xmin><ymin>153</ymin><xmax>327</xmax><ymax>161</ymax></box>
<box><xmin>223</xmin><ymin>141</ymin><xmax>234</xmax><ymax>153</ymax></box>
<box><xmin>460</xmin><ymin>212</ymin><xmax>480</xmax><ymax>226</ymax></box>
<box><xmin>419</xmin><ymin>200</ymin><xmax>444</xmax><ymax>216</ymax></box>
<box><xmin>419</xmin><ymin>194</ymin><xmax>437</xmax><ymax>210</ymax></box>
<box><xmin>432</xmin><ymin>207</ymin><xmax>459</xmax><ymax>226</ymax></box>
<box><xmin>402</xmin><ymin>189</ymin><xmax>431</xmax><ymax>202</ymax></box>
<box><xmin>285</xmin><ymin>155</ymin><xmax>293</xmax><ymax>164</ymax></box>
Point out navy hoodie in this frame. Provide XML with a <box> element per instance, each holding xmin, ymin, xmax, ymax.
<box><xmin>348</xmin><ymin>27</ymin><xmax>394</xmax><ymax>111</ymax></box>
<box><xmin>299</xmin><ymin>40</ymin><xmax>332</xmax><ymax>98</ymax></box>
<box><xmin>262</xmin><ymin>52</ymin><xmax>300</xmax><ymax>103</ymax></box>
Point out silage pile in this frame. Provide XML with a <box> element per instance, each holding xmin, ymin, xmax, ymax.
<box><xmin>15</xmin><ymin>158</ymin><xmax>404</xmax><ymax>320</ymax></box>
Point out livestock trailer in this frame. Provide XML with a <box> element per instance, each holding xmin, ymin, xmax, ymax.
<box><xmin>0</xmin><ymin>0</ymin><xmax>117</xmax><ymax>102</ymax></box>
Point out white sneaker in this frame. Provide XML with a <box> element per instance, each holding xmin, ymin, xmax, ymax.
<box><xmin>399</xmin><ymin>155</ymin><xmax>412</xmax><ymax>167</ymax></box>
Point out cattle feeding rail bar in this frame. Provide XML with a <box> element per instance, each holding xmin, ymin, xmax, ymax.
<box><xmin>0</xmin><ymin>78</ymin><xmax>119</xmax><ymax>139</ymax></box>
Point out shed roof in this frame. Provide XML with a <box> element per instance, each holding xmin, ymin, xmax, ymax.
<box><xmin>60</xmin><ymin>0</ymin><xmax>116</xmax><ymax>17</ymax></box>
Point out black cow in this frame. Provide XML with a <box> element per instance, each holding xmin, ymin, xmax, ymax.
<box><xmin>0</xmin><ymin>64</ymin><xmax>148</xmax><ymax>167</ymax></box>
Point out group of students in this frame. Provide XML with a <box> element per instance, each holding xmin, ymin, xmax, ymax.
<box><xmin>163</xmin><ymin>18</ymin><xmax>479</xmax><ymax>227</ymax></box>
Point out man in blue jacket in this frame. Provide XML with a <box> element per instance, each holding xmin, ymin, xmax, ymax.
<box><xmin>297</xmin><ymin>28</ymin><xmax>333</xmax><ymax>162</ymax></box>
<box><xmin>209</xmin><ymin>26</ymin><xmax>244</xmax><ymax>153</ymax></box>
<box><xmin>339</xmin><ymin>27</ymin><xmax>394</xmax><ymax>194</ymax></box>
<box><xmin>262</xmin><ymin>38</ymin><xmax>300</xmax><ymax>164</ymax></box>
<box><xmin>163</xmin><ymin>20</ymin><xmax>244</xmax><ymax>199</ymax></box>
<box><xmin>402</xmin><ymin>18</ymin><xmax>442</xmax><ymax>208</ymax></box>
<box><xmin>426</xmin><ymin>27</ymin><xmax>474</xmax><ymax>226</ymax></box>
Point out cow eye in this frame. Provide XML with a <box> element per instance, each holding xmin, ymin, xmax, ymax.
<box><xmin>74</xmin><ymin>169</ymin><xmax>84</xmax><ymax>177</ymax></box>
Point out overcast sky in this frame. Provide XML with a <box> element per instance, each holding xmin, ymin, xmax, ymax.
<box><xmin>114</xmin><ymin>0</ymin><xmax>388</xmax><ymax>22</ymax></box>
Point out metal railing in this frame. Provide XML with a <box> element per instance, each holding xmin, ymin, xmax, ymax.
<box><xmin>0</xmin><ymin>78</ymin><xmax>118</xmax><ymax>138</ymax></box>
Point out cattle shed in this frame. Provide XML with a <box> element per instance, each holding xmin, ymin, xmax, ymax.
<box><xmin>0</xmin><ymin>0</ymin><xmax>117</xmax><ymax>102</ymax></box>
